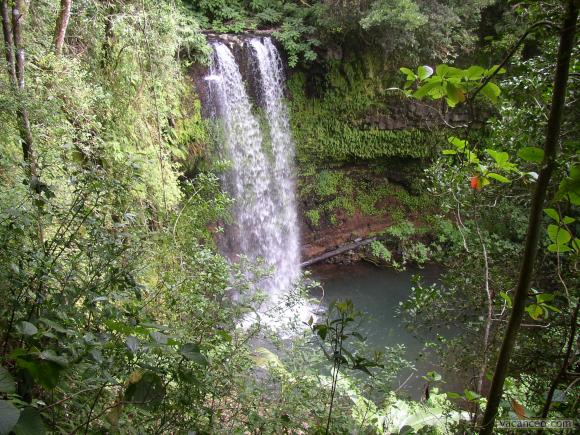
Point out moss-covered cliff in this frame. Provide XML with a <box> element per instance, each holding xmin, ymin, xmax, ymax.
<box><xmin>285</xmin><ymin>50</ymin><xmax>457</xmax><ymax>259</ymax></box>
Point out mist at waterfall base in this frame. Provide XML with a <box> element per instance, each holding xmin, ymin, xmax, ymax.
<box><xmin>204</xmin><ymin>38</ymin><xmax>313</xmax><ymax>332</ymax></box>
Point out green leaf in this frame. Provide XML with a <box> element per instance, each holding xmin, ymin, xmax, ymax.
<box><xmin>424</xmin><ymin>371</ymin><xmax>442</xmax><ymax>382</ymax></box>
<box><xmin>446</xmin><ymin>83</ymin><xmax>465</xmax><ymax>107</ymax></box>
<box><xmin>464</xmin><ymin>389</ymin><xmax>481</xmax><ymax>401</ymax></box>
<box><xmin>562</xmin><ymin>216</ymin><xmax>575</xmax><ymax>224</ymax></box>
<box><xmin>124</xmin><ymin>371</ymin><xmax>165</xmax><ymax>409</ymax></box>
<box><xmin>547</xmin><ymin>225</ymin><xmax>571</xmax><ymax>245</ymax></box>
<box><xmin>499</xmin><ymin>291</ymin><xmax>512</xmax><ymax>308</ymax></box>
<box><xmin>179</xmin><ymin>343</ymin><xmax>208</xmax><ymax>366</ymax></box>
<box><xmin>417</xmin><ymin>65</ymin><xmax>433</xmax><ymax>81</ymax></box>
<box><xmin>400</xmin><ymin>67</ymin><xmax>416</xmax><ymax>80</ymax></box>
<box><xmin>536</xmin><ymin>293</ymin><xmax>554</xmax><ymax>304</ymax></box>
<box><xmin>518</xmin><ymin>147</ymin><xmax>544</xmax><ymax>163</ymax></box>
<box><xmin>413</xmin><ymin>81</ymin><xmax>440</xmax><ymax>99</ymax></box>
<box><xmin>39</xmin><ymin>350</ymin><xmax>68</xmax><ymax>367</ymax></box>
<box><xmin>0</xmin><ymin>367</ymin><xmax>16</xmax><ymax>394</ymax></box>
<box><xmin>313</xmin><ymin>324</ymin><xmax>328</xmax><ymax>340</ymax></box>
<box><xmin>487</xmin><ymin>173</ymin><xmax>510</xmax><ymax>183</ymax></box>
<box><xmin>448</xmin><ymin>136</ymin><xmax>467</xmax><ymax>150</ymax></box>
<box><xmin>543</xmin><ymin>208</ymin><xmax>560</xmax><ymax>222</ymax></box>
<box><xmin>12</xmin><ymin>407</ymin><xmax>45</xmax><ymax>435</ymax></box>
<box><xmin>0</xmin><ymin>400</ymin><xmax>20</xmax><ymax>434</ymax></box>
<box><xmin>125</xmin><ymin>336</ymin><xmax>140</xmax><ymax>353</ymax></box>
<box><xmin>486</xmin><ymin>149</ymin><xmax>509</xmax><ymax>165</ymax></box>
<box><xmin>486</xmin><ymin>65</ymin><xmax>506</xmax><ymax>76</ymax></box>
<box><xmin>480</xmin><ymin>82</ymin><xmax>501</xmax><ymax>102</ymax></box>
<box><xmin>149</xmin><ymin>331</ymin><xmax>168</xmax><ymax>345</ymax></box>
<box><xmin>548</xmin><ymin>244</ymin><xmax>572</xmax><ymax>253</ymax></box>
<box><xmin>442</xmin><ymin>149</ymin><xmax>457</xmax><ymax>155</ymax></box>
<box><xmin>543</xmin><ymin>304</ymin><xmax>561</xmax><ymax>314</ymax></box>
<box><xmin>435</xmin><ymin>64</ymin><xmax>449</xmax><ymax>76</ymax></box>
<box><xmin>14</xmin><ymin>355</ymin><xmax>63</xmax><ymax>390</ymax></box>
<box><xmin>465</xmin><ymin>65</ymin><xmax>485</xmax><ymax>80</ymax></box>
<box><xmin>16</xmin><ymin>321</ymin><xmax>37</xmax><ymax>336</ymax></box>
<box><xmin>446</xmin><ymin>392</ymin><xmax>462</xmax><ymax>399</ymax></box>
<box><xmin>525</xmin><ymin>304</ymin><xmax>543</xmax><ymax>320</ymax></box>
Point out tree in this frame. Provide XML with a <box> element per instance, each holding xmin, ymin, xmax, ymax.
<box><xmin>54</xmin><ymin>0</ymin><xmax>72</xmax><ymax>55</ymax></box>
<box><xmin>479</xmin><ymin>1</ymin><xmax>578</xmax><ymax>433</ymax></box>
<box><xmin>1</xmin><ymin>0</ymin><xmax>36</xmax><ymax>175</ymax></box>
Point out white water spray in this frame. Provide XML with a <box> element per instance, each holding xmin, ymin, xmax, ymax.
<box><xmin>206</xmin><ymin>39</ymin><xmax>301</xmax><ymax>303</ymax></box>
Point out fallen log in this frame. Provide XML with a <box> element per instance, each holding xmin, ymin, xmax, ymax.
<box><xmin>300</xmin><ymin>237</ymin><xmax>377</xmax><ymax>268</ymax></box>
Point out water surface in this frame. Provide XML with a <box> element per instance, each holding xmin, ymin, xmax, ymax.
<box><xmin>309</xmin><ymin>262</ymin><xmax>446</xmax><ymax>398</ymax></box>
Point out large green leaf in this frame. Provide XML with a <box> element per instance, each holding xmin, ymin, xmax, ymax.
<box><xmin>417</xmin><ymin>65</ymin><xmax>433</xmax><ymax>80</ymax></box>
<box><xmin>12</xmin><ymin>407</ymin><xmax>45</xmax><ymax>435</ymax></box>
<box><xmin>479</xmin><ymin>82</ymin><xmax>500</xmax><ymax>102</ymax></box>
<box><xmin>536</xmin><ymin>293</ymin><xmax>555</xmax><ymax>304</ymax></box>
<box><xmin>0</xmin><ymin>367</ymin><xmax>15</xmax><ymax>394</ymax></box>
<box><xmin>179</xmin><ymin>343</ymin><xmax>207</xmax><ymax>366</ymax></box>
<box><xmin>16</xmin><ymin>322</ymin><xmax>37</xmax><ymax>336</ymax></box>
<box><xmin>464</xmin><ymin>389</ymin><xmax>481</xmax><ymax>401</ymax></box>
<box><xmin>0</xmin><ymin>400</ymin><xmax>20</xmax><ymax>434</ymax></box>
<box><xmin>125</xmin><ymin>336</ymin><xmax>140</xmax><ymax>353</ymax></box>
<box><xmin>445</xmin><ymin>83</ymin><xmax>465</xmax><ymax>107</ymax></box>
<box><xmin>465</xmin><ymin>65</ymin><xmax>485</xmax><ymax>80</ymax></box>
<box><xmin>518</xmin><ymin>147</ymin><xmax>544</xmax><ymax>163</ymax></box>
<box><xmin>547</xmin><ymin>225</ymin><xmax>571</xmax><ymax>245</ymax></box>
<box><xmin>543</xmin><ymin>208</ymin><xmax>560</xmax><ymax>222</ymax></box>
<box><xmin>548</xmin><ymin>244</ymin><xmax>572</xmax><ymax>253</ymax></box>
<box><xmin>526</xmin><ymin>304</ymin><xmax>544</xmax><ymax>320</ymax></box>
<box><xmin>487</xmin><ymin>173</ymin><xmax>510</xmax><ymax>183</ymax></box>
<box><xmin>400</xmin><ymin>67</ymin><xmax>416</xmax><ymax>80</ymax></box>
<box><xmin>499</xmin><ymin>291</ymin><xmax>512</xmax><ymax>308</ymax></box>
<box><xmin>124</xmin><ymin>371</ymin><xmax>165</xmax><ymax>409</ymax></box>
<box><xmin>413</xmin><ymin>81</ymin><xmax>440</xmax><ymax>99</ymax></box>
<box><xmin>14</xmin><ymin>355</ymin><xmax>63</xmax><ymax>390</ymax></box>
<box><xmin>486</xmin><ymin>149</ymin><xmax>510</xmax><ymax>167</ymax></box>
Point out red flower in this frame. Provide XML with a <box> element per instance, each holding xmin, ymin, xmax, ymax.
<box><xmin>470</xmin><ymin>176</ymin><xmax>480</xmax><ymax>190</ymax></box>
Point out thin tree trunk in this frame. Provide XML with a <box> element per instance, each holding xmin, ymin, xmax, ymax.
<box><xmin>479</xmin><ymin>2</ymin><xmax>578</xmax><ymax>434</ymax></box>
<box><xmin>53</xmin><ymin>0</ymin><xmax>72</xmax><ymax>56</ymax></box>
<box><xmin>476</xmin><ymin>224</ymin><xmax>493</xmax><ymax>398</ymax></box>
<box><xmin>2</xmin><ymin>0</ymin><xmax>36</xmax><ymax>173</ymax></box>
<box><xmin>1</xmin><ymin>0</ymin><xmax>16</xmax><ymax>85</ymax></box>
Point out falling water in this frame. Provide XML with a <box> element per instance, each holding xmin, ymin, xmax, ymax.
<box><xmin>206</xmin><ymin>38</ymin><xmax>301</xmax><ymax>300</ymax></box>
<box><xmin>249</xmin><ymin>37</ymin><xmax>301</xmax><ymax>295</ymax></box>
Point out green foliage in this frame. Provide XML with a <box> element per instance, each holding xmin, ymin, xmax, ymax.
<box><xmin>360</xmin><ymin>0</ymin><xmax>427</xmax><ymax>32</ymax></box>
<box><xmin>400</xmin><ymin>63</ymin><xmax>505</xmax><ymax>107</ymax></box>
<box><xmin>315</xmin><ymin>170</ymin><xmax>344</xmax><ymax>196</ymax></box>
<box><xmin>305</xmin><ymin>209</ymin><xmax>321</xmax><ymax>227</ymax></box>
<box><xmin>301</xmin><ymin>166</ymin><xmax>433</xmax><ymax>229</ymax></box>
<box><xmin>186</xmin><ymin>0</ymin><xmax>321</xmax><ymax>66</ymax></box>
<box><xmin>370</xmin><ymin>240</ymin><xmax>394</xmax><ymax>263</ymax></box>
<box><xmin>309</xmin><ymin>299</ymin><xmax>384</xmax><ymax>432</ymax></box>
<box><xmin>289</xmin><ymin>70</ymin><xmax>446</xmax><ymax>164</ymax></box>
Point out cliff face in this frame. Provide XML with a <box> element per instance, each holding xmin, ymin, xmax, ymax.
<box><xmin>286</xmin><ymin>49</ymin><xmax>466</xmax><ymax>261</ymax></box>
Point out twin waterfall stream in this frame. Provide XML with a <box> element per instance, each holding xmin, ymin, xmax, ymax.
<box><xmin>205</xmin><ymin>37</ymin><xmax>302</xmax><ymax>316</ymax></box>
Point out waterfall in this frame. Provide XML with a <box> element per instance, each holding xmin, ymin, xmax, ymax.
<box><xmin>206</xmin><ymin>38</ymin><xmax>301</xmax><ymax>300</ymax></box>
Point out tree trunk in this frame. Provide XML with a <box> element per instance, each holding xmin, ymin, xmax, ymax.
<box><xmin>2</xmin><ymin>0</ymin><xmax>35</xmax><ymax>173</ymax></box>
<box><xmin>479</xmin><ymin>1</ymin><xmax>579</xmax><ymax>434</ymax></box>
<box><xmin>1</xmin><ymin>0</ymin><xmax>16</xmax><ymax>85</ymax></box>
<box><xmin>53</xmin><ymin>0</ymin><xmax>72</xmax><ymax>56</ymax></box>
<box><xmin>11</xmin><ymin>0</ymin><xmax>34</xmax><ymax>169</ymax></box>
